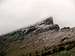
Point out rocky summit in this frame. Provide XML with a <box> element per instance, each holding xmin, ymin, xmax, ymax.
<box><xmin>0</xmin><ymin>17</ymin><xmax>75</xmax><ymax>56</ymax></box>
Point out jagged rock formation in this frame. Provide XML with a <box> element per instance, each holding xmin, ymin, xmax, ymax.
<box><xmin>19</xmin><ymin>17</ymin><xmax>59</xmax><ymax>34</ymax></box>
<box><xmin>0</xmin><ymin>17</ymin><xmax>75</xmax><ymax>56</ymax></box>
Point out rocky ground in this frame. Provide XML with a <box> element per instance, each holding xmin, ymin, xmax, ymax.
<box><xmin>0</xmin><ymin>17</ymin><xmax>75</xmax><ymax>56</ymax></box>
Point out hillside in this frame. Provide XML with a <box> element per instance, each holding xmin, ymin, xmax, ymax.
<box><xmin>0</xmin><ymin>17</ymin><xmax>75</xmax><ymax>56</ymax></box>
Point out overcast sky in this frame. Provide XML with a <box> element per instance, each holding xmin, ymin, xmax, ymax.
<box><xmin>0</xmin><ymin>0</ymin><xmax>75</xmax><ymax>34</ymax></box>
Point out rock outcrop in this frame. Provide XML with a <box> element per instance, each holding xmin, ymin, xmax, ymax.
<box><xmin>19</xmin><ymin>17</ymin><xmax>60</xmax><ymax>35</ymax></box>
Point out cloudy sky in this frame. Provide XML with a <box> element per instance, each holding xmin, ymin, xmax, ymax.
<box><xmin>0</xmin><ymin>0</ymin><xmax>75</xmax><ymax>34</ymax></box>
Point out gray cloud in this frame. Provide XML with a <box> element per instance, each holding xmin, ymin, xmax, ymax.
<box><xmin>0</xmin><ymin>0</ymin><xmax>75</xmax><ymax>34</ymax></box>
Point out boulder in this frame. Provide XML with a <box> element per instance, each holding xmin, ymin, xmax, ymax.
<box><xmin>61</xmin><ymin>27</ymin><xmax>70</xmax><ymax>31</ymax></box>
<box><xmin>43</xmin><ymin>17</ymin><xmax>53</xmax><ymax>25</ymax></box>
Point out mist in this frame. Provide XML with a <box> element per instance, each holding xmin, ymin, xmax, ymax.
<box><xmin>0</xmin><ymin>0</ymin><xmax>75</xmax><ymax>34</ymax></box>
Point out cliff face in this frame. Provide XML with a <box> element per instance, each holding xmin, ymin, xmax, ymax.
<box><xmin>0</xmin><ymin>17</ymin><xmax>75</xmax><ymax>56</ymax></box>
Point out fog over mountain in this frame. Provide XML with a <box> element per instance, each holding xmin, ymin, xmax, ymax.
<box><xmin>0</xmin><ymin>0</ymin><xmax>75</xmax><ymax>34</ymax></box>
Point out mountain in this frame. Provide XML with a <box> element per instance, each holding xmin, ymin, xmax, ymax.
<box><xmin>0</xmin><ymin>17</ymin><xmax>75</xmax><ymax>56</ymax></box>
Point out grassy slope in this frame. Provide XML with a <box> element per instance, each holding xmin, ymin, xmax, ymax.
<box><xmin>1</xmin><ymin>30</ymin><xmax>75</xmax><ymax>56</ymax></box>
<box><xmin>53</xmin><ymin>47</ymin><xmax>75</xmax><ymax>56</ymax></box>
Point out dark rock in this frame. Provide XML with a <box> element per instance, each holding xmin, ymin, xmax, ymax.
<box><xmin>33</xmin><ymin>24</ymin><xmax>60</xmax><ymax>34</ymax></box>
<box><xmin>61</xmin><ymin>27</ymin><xmax>70</xmax><ymax>31</ymax></box>
<box><xmin>25</xmin><ymin>25</ymin><xmax>37</xmax><ymax>34</ymax></box>
<box><xmin>52</xmin><ymin>24</ymin><xmax>60</xmax><ymax>31</ymax></box>
<box><xmin>43</xmin><ymin>17</ymin><xmax>53</xmax><ymax>25</ymax></box>
<box><xmin>43</xmin><ymin>24</ymin><xmax>60</xmax><ymax>31</ymax></box>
